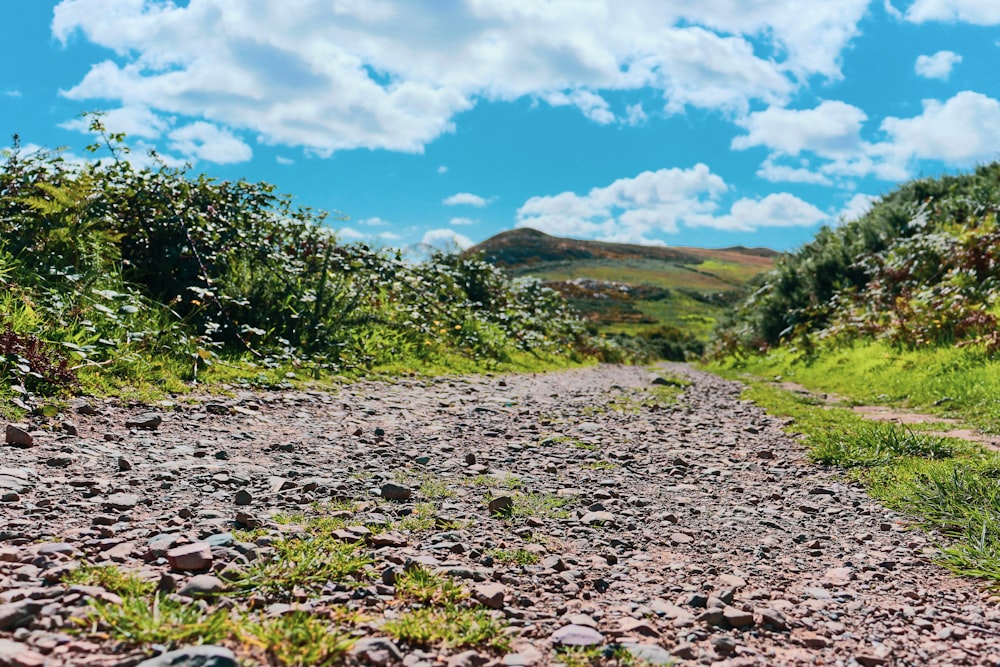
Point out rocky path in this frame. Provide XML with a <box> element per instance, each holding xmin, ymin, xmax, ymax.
<box><xmin>2</xmin><ymin>363</ymin><xmax>999</xmax><ymax>666</ymax></box>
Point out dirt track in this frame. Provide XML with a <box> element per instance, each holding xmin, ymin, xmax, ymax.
<box><xmin>2</xmin><ymin>363</ymin><xmax>999</xmax><ymax>666</ymax></box>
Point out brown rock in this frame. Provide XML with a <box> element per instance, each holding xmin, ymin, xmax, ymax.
<box><xmin>4</xmin><ymin>425</ymin><xmax>32</xmax><ymax>448</ymax></box>
<box><xmin>473</xmin><ymin>582</ymin><xmax>507</xmax><ymax>609</ymax></box>
<box><xmin>166</xmin><ymin>542</ymin><xmax>213</xmax><ymax>572</ymax></box>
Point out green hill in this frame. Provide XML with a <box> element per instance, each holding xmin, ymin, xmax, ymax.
<box><xmin>467</xmin><ymin>228</ymin><xmax>777</xmax><ymax>342</ymax></box>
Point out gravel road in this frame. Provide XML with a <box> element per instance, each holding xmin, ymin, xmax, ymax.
<box><xmin>2</xmin><ymin>363</ymin><xmax>998</xmax><ymax>666</ymax></box>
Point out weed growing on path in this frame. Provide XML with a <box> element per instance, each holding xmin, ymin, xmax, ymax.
<box><xmin>381</xmin><ymin>606</ymin><xmax>509</xmax><ymax>652</ymax></box>
<box><xmin>238</xmin><ymin>610</ymin><xmax>356</xmax><ymax>666</ymax></box>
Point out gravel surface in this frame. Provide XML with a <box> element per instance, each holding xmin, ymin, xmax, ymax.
<box><xmin>2</xmin><ymin>363</ymin><xmax>999</xmax><ymax>666</ymax></box>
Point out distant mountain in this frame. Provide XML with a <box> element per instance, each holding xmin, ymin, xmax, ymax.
<box><xmin>466</xmin><ymin>228</ymin><xmax>779</xmax><ymax>268</ymax></box>
<box><xmin>466</xmin><ymin>228</ymin><xmax>778</xmax><ymax>342</ymax></box>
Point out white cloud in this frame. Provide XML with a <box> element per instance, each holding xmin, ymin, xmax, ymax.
<box><xmin>336</xmin><ymin>227</ymin><xmax>368</xmax><ymax>241</ymax></box>
<box><xmin>449</xmin><ymin>217</ymin><xmax>478</xmax><ymax>226</ymax></box>
<box><xmin>906</xmin><ymin>0</ymin><xmax>1000</xmax><ymax>24</ymax></box>
<box><xmin>437</xmin><ymin>165</ymin><xmax>448</xmax><ymax>174</ymax></box>
<box><xmin>878</xmin><ymin>91</ymin><xmax>1000</xmax><ymax>165</ymax></box>
<box><xmin>837</xmin><ymin>193</ymin><xmax>879</xmax><ymax>223</ymax></box>
<box><xmin>915</xmin><ymin>50</ymin><xmax>962</xmax><ymax>79</ymax></box>
<box><xmin>739</xmin><ymin>92</ymin><xmax>1000</xmax><ymax>184</ymax></box>
<box><xmin>3</xmin><ymin>89</ymin><xmax>22</xmax><ymax>98</ymax></box>
<box><xmin>518</xmin><ymin>165</ymin><xmax>830</xmax><ymax>241</ymax></box>
<box><xmin>443</xmin><ymin>192</ymin><xmax>489</xmax><ymax>207</ymax></box>
<box><xmin>167</xmin><ymin>121</ymin><xmax>252</xmax><ymax>164</ymax></box>
<box><xmin>52</xmin><ymin>0</ymin><xmax>868</xmax><ymax>154</ymax></box>
<box><xmin>756</xmin><ymin>158</ymin><xmax>833</xmax><ymax>185</ymax></box>
<box><xmin>276</xmin><ymin>156</ymin><xmax>294</xmax><ymax>165</ymax></box>
<box><xmin>542</xmin><ymin>89</ymin><xmax>614</xmax><ymax>124</ymax></box>
<box><xmin>517</xmin><ymin>164</ymin><xmax>726</xmax><ymax>243</ymax></box>
<box><xmin>688</xmin><ymin>193</ymin><xmax>829</xmax><ymax>232</ymax></box>
<box><xmin>60</xmin><ymin>105</ymin><xmax>170</xmax><ymax>139</ymax></box>
<box><xmin>422</xmin><ymin>228</ymin><xmax>473</xmax><ymax>250</ymax></box>
<box><xmin>732</xmin><ymin>101</ymin><xmax>868</xmax><ymax>158</ymax></box>
<box><xmin>357</xmin><ymin>217</ymin><xmax>390</xmax><ymax>226</ymax></box>
<box><xmin>884</xmin><ymin>1</ymin><xmax>904</xmax><ymax>19</ymax></box>
<box><xmin>624</xmin><ymin>103</ymin><xmax>648</xmax><ymax>126</ymax></box>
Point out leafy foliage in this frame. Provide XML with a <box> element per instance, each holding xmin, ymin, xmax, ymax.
<box><xmin>714</xmin><ymin>162</ymin><xmax>1000</xmax><ymax>356</ymax></box>
<box><xmin>0</xmin><ymin>119</ymin><xmax>603</xmax><ymax>406</ymax></box>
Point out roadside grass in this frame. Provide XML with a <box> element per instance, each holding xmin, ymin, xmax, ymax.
<box><xmin>714</xmin><ymin>370</ymin><xmax>1000</xmax><ymax>585</ymax></box>
<box><xmin>716</xmin><ymin>341</ymin><xmax>1000</xmax><ymax>433</ymax></box>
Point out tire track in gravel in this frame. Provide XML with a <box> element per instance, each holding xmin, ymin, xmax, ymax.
<box><xmin>1</xmin><ymin>363</ymin><xmax>999</xmax><ymax>666</ymax></box>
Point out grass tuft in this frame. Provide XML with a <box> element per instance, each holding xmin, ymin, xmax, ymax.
<box><xmin>380</xmin><ymin>606</ymin><xmax>509</xmax><ymax>652</ymax></box>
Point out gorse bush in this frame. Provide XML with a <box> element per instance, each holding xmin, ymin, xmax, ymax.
<box><xmin>713</xmin><ymin>162</ymin><xmax>1000</xmax><ymax>357</ymax></box>
<box><xmin>0</xmin><ymin>118</ymin><xmax>600</xmax><ymax>407</ymax></box>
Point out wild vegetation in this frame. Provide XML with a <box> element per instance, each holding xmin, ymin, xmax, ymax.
<box><xmin>0</xmin><ymin>120</ymin><xmax>618</xmax><ymax>417</ymax></box>
<box><xmin>711</xmin><ymin>161</ymin><xmax>1000</xmax><ymax>585</ymax></box>
<box><xmin>467</xmin><ymin>227</ymin><xmax>775</xmax><ymax>360</ymax></box>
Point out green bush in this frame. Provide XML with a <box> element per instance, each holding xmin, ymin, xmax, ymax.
<box><xmin>714</xmin><ymin>162</ymin><xmax>1000</xmax><ymax>357</ymax></box>
<box><xmin>0</xmin><ymin>119</ymin><xmax>609</xmax><ymax>406</ymax></box>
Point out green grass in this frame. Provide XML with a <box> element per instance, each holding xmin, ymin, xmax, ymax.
<box><xmin>235</xmin><ymin>535</ymin><xmax>373</xmax><ymax>599</ymax></box>
<box><xmin>488</xmin><ymin>548</ymin><xmax>541</xmax><ymax>565</ymax></box>
<box><xmin>238</xmin><ymin>611</ymin><xmax>357</xmax><ymax>667</ymax></box>
<box><xmin>510</xmin><ymin>492</ymin><xmax>573</xmax><ymax>519</ymax></box>
<box><xmin>380</xmin><ymin>606</ymin><xmax>509</xmax><ymax>652</ymax></box>
<box><xmin>77</xmin><ymin>594</ymin><xmax>231</xmax><ymax>647</ymax></box>
<box><xmin>712</xmin><ymin>369</ymin><xmax>1000</xmax><ymax>586</ymax></box>
<box><xmin>63</xmin><ymin>564</ymin><xmax>156</xmax><ymax>598</ymax></box>
<box><xmin>717</xmin><ymin>341</ymin><xmax>1000</xmax><ymax>433</ymax></box>
<box><xmin>394</xmin><ymin>566</ymin><xmax>467</xmax><ymax>605</ymax></box>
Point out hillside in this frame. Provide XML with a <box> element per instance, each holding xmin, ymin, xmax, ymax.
<box><xmin>466</xmin><ymin>228</ymin><xmax>778</xmax><ymax>347</ymax></box>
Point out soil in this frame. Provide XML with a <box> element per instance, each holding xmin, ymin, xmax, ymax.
<box><xmin>2</xmin><ymin>363</ymin><xmax>999</xmax><ymax>666</ymax></box>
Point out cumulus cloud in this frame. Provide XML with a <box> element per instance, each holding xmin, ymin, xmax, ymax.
<box><xmin>517</xmin><ymin>164</ymin><xmax>728</xmax><ymax>242</ymax></box>
<box><xmin>336</xmin><ymin>227</ymin><xmax>368</xmax><ymax>241</ymax></box>
<box><xmin>756</xmin><ymin>158</ymin><xmax>833</xmax><ymax>185</ymax></box>
<box><xmin>443</xmin><ymin>192</ymin><xmax>489</xmax><ymax>207</ymax></box>
<box><xmin>60</xmin><ymin>105</ymin><xmax>170</xmax><ymax>139</ymax></box>
<box><xmin>3</xmin><ymin>89</ymin><xmax>22</xmax><ymax>98</ymax></box>
<box><xmin>688</xmin><ymin>193</ymin><xmax>829</xmax><ymax>232</ymax></box>
<box><xmin>837</xmin><ymin>193</ymin><xmax>879</xmax><ymax>223</ymax></box>
<box><xmin>739</xmin><ymin>92</ymin><xmax>1000</xmax><ymax>184</ymax></box>
<box><xmin>437</xmin><ymin>165</ymin><xmax>448</xmax><ymax>174</ymax></box>
<box><xmin>167</xmin><ymin>122</ymin><xmax>253</xmax><ymax>164</ymax></box>
<box><xmin>51</xmin><ymin>0</ymin><xmax>868</xmax><ymax>154</ymax></box>
<box><xmin>422</xmin><ymin>228</ymin><xmax>473</xmax><ymax>250</ymax></box>
<box><xmin>879</xmin><ymin>91</ymin><xmax>1000</xmax><ymax>165</ymax></box>
<box><xmin>516</xmin><ymin>164</ymin><xmax>826</xmax><ymax>242</ymax></box>
<box><xmin>623</xmin><ymin>103</ymin><xmax>648</xmax><ymax>126</ymax></box>
<box><xmin>915</xmin><ymin>50</ymin><xmax>962</xmax><ymax>79</ymax></box>
<box><xmin>905</xmin><ymin>0</ymin><xmax>1000</xmax><ymax>24</ymax></box>
<box><xmin>449</xmin><ymin>217</ymin><xmax>478</xmax><ymax>226</ymax></box>
<box><xmin>732</xmin><ymin>101</ymin><xmax>868</xmax><ymax>158</ymax></box>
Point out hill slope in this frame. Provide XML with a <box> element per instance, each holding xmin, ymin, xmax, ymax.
<box><xmin>466</xmin><ymin>228</ymin><xmax>777</xmax><ymax>341</ymax></box>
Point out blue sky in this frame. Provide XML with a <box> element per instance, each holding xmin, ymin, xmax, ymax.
<box><xmin>3</xmin><ymin>1</ymin><xmax>1000</xmax><ymax>252</ymax></box>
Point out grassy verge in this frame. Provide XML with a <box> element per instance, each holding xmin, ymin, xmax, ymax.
<box><xmin>714</xmin><ymin>341</ymin><xmax>1000</xmax><ymax>433</ymax></box>
<box><xmin>708</xmin><ymin>359</ymin><xmax>1000</xmax><ymax>586</ymax></box>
